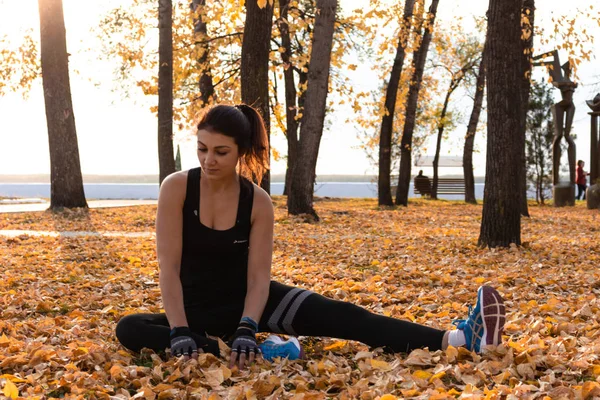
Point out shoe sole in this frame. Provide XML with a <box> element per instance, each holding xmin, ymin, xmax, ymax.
<box><xmin>479</xmin><ymin>286</ymin><xmax>506</xmax><ymax>349</ymax></box>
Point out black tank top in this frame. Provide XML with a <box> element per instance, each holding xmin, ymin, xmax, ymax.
<box><xmin>180</xmin><ymin>167</ymin><xmax>254</xmax><ymax>311</ymax></box>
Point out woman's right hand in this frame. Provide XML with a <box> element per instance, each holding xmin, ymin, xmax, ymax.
<box><xmin>170</xmin><ymin>327</ymin><xmax>220</xmax><ymax>359</ymax></box>
<box><xmin>170</xmin><ymin>327</ymin><xmax>199</xmax><ymax>358</ymax></box>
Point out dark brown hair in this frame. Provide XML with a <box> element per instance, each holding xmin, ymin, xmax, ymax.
<box><xmin>196</xmin><ymin>104</ymin><xmax>269</xmax><ymax>184</ymax></box>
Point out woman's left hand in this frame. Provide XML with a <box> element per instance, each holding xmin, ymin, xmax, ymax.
<box><xmin>229</xmin><ymin>318</ymin><xmax>260</xmax><ymax>369</ymax></box>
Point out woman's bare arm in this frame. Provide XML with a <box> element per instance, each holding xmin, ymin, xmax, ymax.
<box><xmin>156</xmin><ymin>172</ymin><xmax>188</xmax><ymax>329</ymax></box>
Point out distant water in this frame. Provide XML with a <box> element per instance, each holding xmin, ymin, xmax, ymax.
<box><xmin>0</xmin><ymin>182</ymin><xmax>487</xmax><ymax>200</ymax></box>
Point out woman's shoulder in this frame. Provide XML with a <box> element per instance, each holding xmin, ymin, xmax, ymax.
<box><xmin>161</xmin><ymin>170</ymin><xmax>189</xmax><ymax>188</ymax></box>
<box><xmin>158</xmin><ymin>171</ymin><xmax>190</xmax><ymax>202</ymax></box>
<box><xmin>249</xmin><ymin>182</ymin><xmax>274</xmax><ymax>221</ymax></box>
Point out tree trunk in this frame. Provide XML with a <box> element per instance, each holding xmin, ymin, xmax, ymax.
<box><xmin>478</xmin><ymin>0</ymin><xmax>523</xmax><ymax>248</ymax></box>
<box><xmin>191</xmin><ymin>0</ymin><xmax>215</xmax><ymax>106</ymax></box>
<box><xmin>158</xmin><ymin>0</ymin><xmax>176</xmax><ymax>185</ymax></box>
<box><xmin>287</xmin><ymin>0</ymin><xmax>337</xmax><ymax>219</ymax></box>
<box><xmin>284</xmin><ymin>70</ymin><xmax>307</xmax><ymax>196</ymax></box>
<box><xmin>463</xmin><ymin>54</ymin><xmax>486</xmax><ymax>204</ymax></box>
<box><xmin>519</xmin><ymin>0</ymin><xmax>535</xmax><ymax>216</ymax></box>
<box><xmin>241</xmin><ymin>0</ymin><xmax>274</xmax><ymax>193</ymax></box>
<box><xmin>395</xmin><ymin>0</ymin><xmax>440</xmax><ymax>206</ymax></box>
<box><xmin>278</xmin><ymin>0</ymin><xmax>299</xmax><ymax>197</ymax></box>
<box><xmin>378</xmin><ymin>0</ymin><xmax>416</xmax><ymax>206</ymax></box>
<box><xmin>38</xmin><ymin>0</ymin><xmax>87</xmax><ymax>209</ymax></box>
<box><xmin>431</xmin><ymin>89</ymin><xmax>451</xmax><ymax>200</ymax></box>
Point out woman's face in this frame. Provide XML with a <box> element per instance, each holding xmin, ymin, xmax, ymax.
<box><xmin>197</xmin><ymin>129</ymin><xmax>240</xmax><ymax>179</ymax></box>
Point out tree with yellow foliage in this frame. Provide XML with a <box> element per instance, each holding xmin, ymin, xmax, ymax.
<box><xmin>377</xmin><ymin>0</ymin><xmax>416</xmax><ymax>207</ymax></box>
<box><xmin>37</xmin><ymin>0</ymin><xmax>87</xmax><ymax>209</ymax></box>
<box><xmin>430</xmin><ymin>31</ymin><xmax>482</xmax><ymax>200</ymax></box>
<box><xmin>241</xmin><ymin>0</ymin><xmax>275</xmax><ymax>191</ymax></box>
<box><xmin>395</xmin><ymin>0</ymin><xmax>440</xmax><ymax>207</ymax></box>
<box><xmin>158</xmin><ymin>0</ymin><xmax>176</xmax><ymax>185</ymax></box>
<box><xmin>287</xmin><ymin>0</ymin><xmax>338</xmax><ymax>219</ymax></box>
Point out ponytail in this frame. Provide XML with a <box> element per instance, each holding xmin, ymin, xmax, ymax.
<box><xmin>235</xmin><ymin>104</ymin><xmax>270</xmax><ymax>184</ymax></box>
<box><xmin>196</xmin><ymin>104</ymin><xmax>269</xmax><ymax>184</ymax></box>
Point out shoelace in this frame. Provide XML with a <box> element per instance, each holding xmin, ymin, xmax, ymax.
<box><xmin>452</xmin><ymin>305</ymin><xmax>474</xmax><ymax>327</ymax></box>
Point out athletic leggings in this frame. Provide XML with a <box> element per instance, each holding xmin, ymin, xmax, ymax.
<box><xmin>116</xmin><ymin>281</ymin><xmax>446</xmax><ymax>354</ymax></box>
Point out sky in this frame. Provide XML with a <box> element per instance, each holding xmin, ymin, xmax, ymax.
<box><xmin>0</xmin><ymin>0</ymin><xmax>599</xmax><ymax>178</ymax></box>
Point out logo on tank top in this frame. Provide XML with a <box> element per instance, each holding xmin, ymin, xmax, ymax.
<box><xmin>194</xmin><ymin>210</ymin><xmax>198</xmax><ymax>216</ymax></box>
<box><xmin>233</xmin><ymin>239</ymin><xmax>248</xmax><ymax>244</ymax></box>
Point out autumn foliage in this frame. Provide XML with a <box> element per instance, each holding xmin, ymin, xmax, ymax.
<box><xmin>1</xmin><ymin>199</ymin><xmax>600</xmax><ymax>398</ymax></box>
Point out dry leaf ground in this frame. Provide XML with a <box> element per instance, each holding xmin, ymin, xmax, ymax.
<box><xmin>1</xmin><ymin>198</ymin><xmax>599</xmax><ymax>399</ymax></box>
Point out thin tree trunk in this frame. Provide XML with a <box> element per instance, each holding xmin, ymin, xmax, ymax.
<box><xmin>38</xmin><ymin>0</ymin><xmax>87</xmax><ymax>209</ymax></box>
<box><xmin>241</xmin><ymin>0</ymin><xmax>274</xmax><ymax>193</ymax></box>
<box><xmin>432</xmin><ymin>79</ymin><xmax>458</xmax><ymax>200</ymax></box>
<box><xmin>478</xmin><ymin>0</ymin><xmax>523</xmax><ymax>248</ymax></box>
<box><xmin>519</xmin><ymin>0</ymin><xmax>535</xmax><ymax>216</ymax></box>
<box><xmin>539</xmin><ymin>161</ymin><xmax>545</xmax><ymax>204</ymax></box>
<box><xmin>278</xmin><ymin>0</ymin><xmax>299</xmax><ymax>197</ymax></box>
<box><xmin>378</xmin><ymin>0</ymin><xmax>415</xmax><ymax>206</ymax></box>
<box><xmin>395</xmin><ymin>0</ymin><xmax>440</xmax><ymax>206</ymax></box>
<box><xmin>158</xmin><ymin>0</ymin><xmax>176</xmax><ymax>185</ymax></box>
<box><xmin>463</xmin><ymin>54</ymin><xmax>485</xmax><ymax>204</ymax></box>
<box><xmin>284</xmin><ymin>70</ymin><xmax>308</xmax><ymax>195</ymax></box>
<box><xmin>287</xmin><ymin>0</ymin><xmax>337</xmax><ymax>219</ymax></box>
<box><xmin>191</xmin><ymin>0</ymin><xmax>215</xmax><ymax>106</ymax></box>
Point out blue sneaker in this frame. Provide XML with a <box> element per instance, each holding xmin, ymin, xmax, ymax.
<box><xmin>453</xmin><ymin>286</ymin><xmax>506</xmax><ymax>353</ymax></box>
<box><xmin>258</xmin><ymin>335</ymin><xmax>304</xmax><ymax>361</ymax></box>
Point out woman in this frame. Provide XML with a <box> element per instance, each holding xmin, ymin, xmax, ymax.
<box><xmin>116</xmin><ymin>104</ymin><xmax>506</xmax><ymax>369</ymax></box>
<box><xmin>576</xmin><ymin>160</ymin><xmax>590</xmax><ymax>200</ymax></box>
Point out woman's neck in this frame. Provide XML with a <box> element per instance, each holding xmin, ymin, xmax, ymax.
<box><xmin>201</xmin><ymin>170</ymin><xmax>239</xmax><ymax>193</ymax></box>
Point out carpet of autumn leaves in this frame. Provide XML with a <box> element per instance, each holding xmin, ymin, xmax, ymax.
<box><xmin>1</xmin><ymin>197</ymin><xmax>600</xmax><ymax>399</ymax></box>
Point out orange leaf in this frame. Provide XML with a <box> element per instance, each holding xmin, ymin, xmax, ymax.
<box><xmin>2</xmin><ymin>379</ymin><xmax>19</xmax><ymax>399</ymax></box>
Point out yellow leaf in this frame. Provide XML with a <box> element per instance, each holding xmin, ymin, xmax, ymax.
<box><xmin>380</xmin><ymin>395</ymin><xmax>397</xmax><ymax>400</ymax></box>
<box><xmin>445</xmin><ymin>345</ymin><xmax>458</xmax><ymax>363</ymax></box>
<box><xmin>203</xmin><ymin>367</ymin><xmax>225</xmax><ymax>388</ymax></box>
<box><xmin>323</xmin><ymin>341</ymin><xmax>347</xmax><ymax>351</ymax></box>
<box><xmin>220</xmin><ymin>365</ymin><xmax>232</xmax><ymax>381</ymax></box>
<box><xmin>582</xmin><ymin>381</ymin><xmax>600</xmax><ymax>399</ymax></box>
<box><xmin>158</xmin><ymin>388</ymin><xmax>179</xmax><ymax>400</ymax></box>
<box><xmin>400</xmin><ymin>389</ymin><xmax>419</xmax><ymax>397</ymax></box>
<box><xmin>2</xmin><ymin>379</ymin><xmax>19</xmax><ymax>399</ymax></box>
<box><xmin>430</xmin><ymin>371</ymin><xmax>446</xmax><ymax>382</ymax></box>
<box><xmin>370</xmin><ymin>359</ymin><xmax>392</xmax><ymax>371</ymax></box>
<box><xmin>413</xmin><ymin>370</ymin><xmax>432</xmax><ymax>380</ymax></box>
<box><xmin>110</xmin><ymin>365</ymin><xmax>123</xmax><ymax>379</ymax></box>
<box><xmin>0</xmin><ymin>375</ymin><xmax>26</xmax><ymax>384</ymax></box>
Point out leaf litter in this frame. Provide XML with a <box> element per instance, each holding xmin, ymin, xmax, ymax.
<box><xmin>1</xmin><ymin>198</ymin><xmax>599</xmax><ymax>399</ymax></box>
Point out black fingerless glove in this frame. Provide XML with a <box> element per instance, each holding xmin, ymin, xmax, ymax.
<box><xmin>170</xmin><ymin>327</ymin><xmax>220</xmax><ymax>357</ymax></box>
<box><xmin>229</xmin><ymin>317</ymin><xmax>259</xmax><ymax>356</ymax></box>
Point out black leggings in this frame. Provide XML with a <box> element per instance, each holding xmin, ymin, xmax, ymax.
<box><xmin>116</xmin><ymin>281</ymin><xmax>445</xmax><ymax>354</ymax></box>
<box><xmin>577</xmin><ymin>184</ymin><xmax>587</xmax><ymax>200</ymax></box>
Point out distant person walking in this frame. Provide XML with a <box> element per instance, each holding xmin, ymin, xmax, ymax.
<box><xmin>576</xmin><ymin>160</ymin><xmax>590</xmax><ymax>200</ymax></box>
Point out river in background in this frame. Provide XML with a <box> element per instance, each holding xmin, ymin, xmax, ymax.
<box><xmin>0</xmin><ymin>182</ymin><xmax>486</xmax><ymax>200</ymax></box>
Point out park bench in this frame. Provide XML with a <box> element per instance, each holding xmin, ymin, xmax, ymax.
<box><xmin>414</xmin><ymin>178</ymin><xmax>465</xmax><ymax>196</ymax></box>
